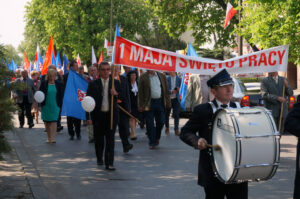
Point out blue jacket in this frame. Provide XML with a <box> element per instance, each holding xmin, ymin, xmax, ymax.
<box><xmin>167</xmin><ymin>75</ymin><xmax>182</xmax><ymax>101</ymax></box>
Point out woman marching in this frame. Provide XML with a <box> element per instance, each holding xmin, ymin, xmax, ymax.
<box><xmin>39</xmin><ymin>67</ymin><xmax>63</xmax><ymax>143</ymax></box>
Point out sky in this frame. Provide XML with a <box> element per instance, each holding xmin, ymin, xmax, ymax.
<box><xmin>0</xmin><ymin>0</ymin><xmax>30</xmax><ymax>49</ymax></box>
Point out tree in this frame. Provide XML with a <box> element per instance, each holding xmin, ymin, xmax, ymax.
<box><xmin>135</xmin><ymin>20</ymin><xmax>186</xmax><ymax>52</ymax></box>
<box><xmin>23</xmin><ymin>0</ymin><xmax>153</xmax><ymax>65</ymax></box>
<box><xmin>4</xmin><ymin>45</ymin><xmax>22</xmax><ymax>66</ymax></box>
<box><xmin>147</xmin><ymin>0</ymin><xmax>238</xmax><ymax>49</ymax></box>
<box><xmin>148</xmin><ymin>0</ymin><xmax>299</xmax><ymax>64</ymax></box>
<box><xmin>238</xmin><ymin>0</ymin><xmax>300</xmax><ymax>64</ymax></box>
<box><xmin>0</xmin><ymin>44</ymin><xmax>19</xmax><ymax>159</ymax></box>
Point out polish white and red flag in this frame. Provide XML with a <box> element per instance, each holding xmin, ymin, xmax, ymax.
<box><xmin>224</xmin><ymin>2</ymin><xmax>237</xmax><ymax>29</ymax></box>
<box><xmin>77</xmin><ymin>54</ymin><xmax>81</xmax><ymax>66</ymax></box>
<box><xmin>104</xmin><ymin>38</ymin><xmax>111</xmax><ymax>48</ymax></box>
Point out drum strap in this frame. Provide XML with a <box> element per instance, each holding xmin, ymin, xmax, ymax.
<box><xmin>208</xmin><ymin>102</ymin><xmax>218</xmax><ymax>114</ymax></box>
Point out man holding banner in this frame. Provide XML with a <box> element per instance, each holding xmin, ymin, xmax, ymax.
<box><xmin>86</xmin><ymin>62</ymin><xmax>120</xmax><ymax>170</ymax></box>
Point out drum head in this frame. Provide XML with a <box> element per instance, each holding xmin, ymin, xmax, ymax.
<box><xmin>212</xmin><ymin>109</ymin><xmax>237</xmax><ymax>182</ymax></box>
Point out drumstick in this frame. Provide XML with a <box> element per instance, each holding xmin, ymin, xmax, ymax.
<box><xmin>207</xmin><ymin>144</ymin><xmax>221</xmax><ymax>151</ymax></box>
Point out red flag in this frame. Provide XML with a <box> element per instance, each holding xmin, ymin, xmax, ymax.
<box><xmin>98</xmin><ymin>50</ymin><xmax>103</xmax><ymax>64</ymax></box>
<box><xmin>224</xmin><ymin>2</ymin><xmax>237</xmax><ymax>29</ymax></box>
<box><xmin>77</xmin><ymin>54</ymin><xmax>81</xmax><ymax>66</ymax></box>
<box><xmin>23</xmin><ymin>52</ymin><xmax>30</xmax><ymax>70</ymax></box>
<box><xmin>34</xmin><ymin>44</ymin><xmax>39</xmax><ymax>62</ymax></box>
<box><xmin>104</xmin><ymin>38</ymin><xmax>111</xmax><ymax>48</ymax></box>
<box><xmin>41</xmin><ymin>36</ymin><xmax>55</xmax><ymax>75</ymax></box>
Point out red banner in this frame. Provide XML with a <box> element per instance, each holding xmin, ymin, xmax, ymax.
<box><xmin>114</xmin><ymin>36</ymin><xmax>289</xmax><ymax>75</ymax></box>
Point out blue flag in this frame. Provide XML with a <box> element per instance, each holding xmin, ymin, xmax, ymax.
<box><xmin>63</xmin><ymin>54</ymin><xmax>69</xmax><ymax>75</ymax></box>
<box><xmin>30</xmin><ymin>62</ymin><xmax>33</xmax><ymax>72</ymax></box>
<box><xmin>112</xmin><ymin>23</ymin><xmax>121</xmax><ymax>64</ymax></box>
<box><xmin>179</xmin><ymin>43</ymin><xmax>199</xmax><ymax>110</ymax></box>
<box><xmin>56</xmin><ymin>52</ymin><xmax>62</xmax><ymax>69</ymax></box>
<box><xmin>115</xmin><ymin>23</ymin><xmax>121</xmax><ymax>37</ymax></box>
<box><xmin>51</xmin><ymin>53</ymin><xmax>57</xmax><ymax>67</ymax></box>
<box><xmin>36</xmin><ymin>52</ymin><xmax>43</xmax><ymax>71</ymax></box>
<box><xmin>61</xmin><ymin>69</ymin><xmax>88</xmax><ymax>120</ymax></box>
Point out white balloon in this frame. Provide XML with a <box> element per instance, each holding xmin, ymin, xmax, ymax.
<box><xmin>34</xmin><ymin>91</ymin><xmax>45</xmax><ymax>103</ymax></box>
<box><xmin>81</xmin><ymin>96</ymin><xmax>96</xmax><ymax>112</ymax></box>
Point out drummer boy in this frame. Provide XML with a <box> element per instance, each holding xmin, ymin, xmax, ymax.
<box><xmin>180</xmin><ymin>69</ymin><xmax>248</xmax><ymax>199</ymax></box>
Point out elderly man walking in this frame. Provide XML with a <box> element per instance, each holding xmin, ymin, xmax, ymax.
<box><xmin>138</xmin><ymin>70</ymin><xmax>171</xmax><ymax>149</ymax></box>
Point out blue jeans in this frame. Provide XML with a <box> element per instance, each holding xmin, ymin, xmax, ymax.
<box><xmin>145</xmin><ymin>98</ymin><xmax>165</xmax><ymax>146</ymax></box>
<box><xmin>165</xmin><ymin>98</ymin><xmax>180</xmax><ymax>131</ymax></box>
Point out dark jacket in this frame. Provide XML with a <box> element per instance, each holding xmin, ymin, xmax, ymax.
<box><xmin>284</xmin><ymin>96</ymin><xmax>300</xmax><ymax>198</ymax></box>
<box><xmin>180</xmin><ymin>99</ymin><xmax>238</xmax><ymax>187</ymax></box>
<box><xmin>39</xmin><ymin>80</ymin><xmax>64</xmax><ymax>108</ymax></box>
<box><xmin>261</xmin><ymin>76</ymin><xmax>293</xmax><ymax>118</ymax></box>
<box><xmin>166</xmin><ymin>75</ymin><xmax>182</xmax><ymax>101</ymax></box>
<box><xmin>86</xmin><ymin>77</ymin><xmax>120</xmax><ymax>125</ymax></box>
<box><xmin>115</xmin><ymin>75</ymin><xmax>131</xmax><ymax>112</ymax></box>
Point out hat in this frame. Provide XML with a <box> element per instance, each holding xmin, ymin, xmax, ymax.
<box><xmin>207</xmin><ymin>69</ymin><xmax>233</xmax><ymax>88</ymax></box>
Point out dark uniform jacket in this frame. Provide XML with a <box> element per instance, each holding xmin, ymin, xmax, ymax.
<box><xmin>180</xmin><ymin>99</ymin><xmax>238</xmax><ymax>187</ymax></box>
<box><xmin>284</xmin><ymin>96</ymin><xmax>300</xmax><ymax>198</ymax></box>
<box><xmin>86</xmin><ymin>77</ymin><xmax>120</xmax><ymax>126</ymax></box>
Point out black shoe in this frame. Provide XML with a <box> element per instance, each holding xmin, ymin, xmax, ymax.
<box><xmin>97</xmin><ymin>160</ymin><xmax>104</xmax><ymax>165</ymax></box>
<box><xmin>130</xmin><ymin>137</ymin><xmax>137</xmax><ymax>141</ymax></box>
<box><xmin>19</xmin><ymin>125</ymin><xmax>23</xmax><ymax>128</ymax></box>
<box><xmin>77</xmin><ymin>135</ymin><xmax>81</xmax><ymax>140</ymax></box>
<box><xmin>123</xmin><ymin>144</ymin><xmax>133</xmax><ymax>153</ymax></box>
<box><xmin>88</xmin><ymin>139</ymin><xmax>94</xmax><ymax>143</ymax></box>
<box><xmin>57</xmin><ymin>126</ymin><xmax>63</xmax><ymax>132</ymax></box>
<box><xmin>69</xmin><ymin>136</ymin><xmax>74</xmax><ymax>140</ymax></box>
<box><xmin>28</xmin><ymin>124</ymin><xmax>34</xmax><ymax>129</ymax></box>
<box><xmin>105</xmin><ymin>165</ymin><xmax>116</xmax><ymax>171</ymax></box>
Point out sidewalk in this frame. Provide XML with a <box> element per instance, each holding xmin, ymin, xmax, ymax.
<box><xmin>0</xmin><ymin>142</ymin><xmax>34</xmax><ymax>199</ymax></box>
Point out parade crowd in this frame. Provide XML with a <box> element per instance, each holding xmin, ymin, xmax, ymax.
<box><xmin>10</xmin><ymin>62</ymin><xmax>300</xmax><ymax>199</ymax></box>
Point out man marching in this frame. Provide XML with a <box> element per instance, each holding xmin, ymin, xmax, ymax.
<box><xmin>180</xmin><ymin>69</ymin><xmax>248</xmax><ymax>199</ymax></box>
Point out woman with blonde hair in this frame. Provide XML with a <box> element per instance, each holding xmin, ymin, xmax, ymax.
<box><xmin>39</xmin><ymin>68</ymin><xmax>63</xmax><ymax>143</ymax></box>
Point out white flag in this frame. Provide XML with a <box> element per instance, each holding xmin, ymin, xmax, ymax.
<box><xmin>92</xmin><ymin>46</ymin><xmax>97</xmax><ymax>64</ymax></box>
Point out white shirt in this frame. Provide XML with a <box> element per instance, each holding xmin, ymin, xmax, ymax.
<box><xmin>215</xmin><ymin>99</ymin><xmax>230</xmax><ymax>108</ymax></box>
<box><xmin>131</xmin><ymin>81</ymin><xmax>138</xmax><ymax>96</ymax></box>
<box><xmin>101</xmin><ymin>78</ymin><xmax>109</xmax><ymax>112</ymax></box>
<box><xmin>273</xmin><ymin>76</ymin><xmax>278</xmax><ymax>84</ymax></box>
<box><xmin>149</xmin><ymin>72</ymin><xmax>161</xmax><ymax>99</ymax></box>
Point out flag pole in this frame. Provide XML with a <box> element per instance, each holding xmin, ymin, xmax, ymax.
<box><xmin>110</xmin><ymin>64</ymin><xmax>115</xmax><ymax>130</ymax></box>
<box><xmin>278</xmin><ymin>72</ymin><xmax>287</xmax><ymax>133</ymax></box>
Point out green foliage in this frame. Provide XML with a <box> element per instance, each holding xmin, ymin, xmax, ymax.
<box><xmin>23</xmin><ymin>0</ymin><xmax>154</xmax><ymax>65</ymax></box>
<box><xmin>147</xmin><ymin>0</ymin><xmax>237</xmax><ymax>49</ymax></box>
<box><xmin>0</xmin><ymin>45</ymin><xmax>19</xmax><ymax>157</ymax></box>
<box><xmin>238</xmin><ymin>0</ymin><xmax>300</xmax><ymax>64</ymax></box>
<box><xmin>135</xmin><ymin>20</ymin><xmax>186</xmax><ymax>51</ymax></box>
<box><xmin>239</xmin><ymin>77</ymin><xmax>263</xmax><ymax>84</ymax></box>
<box><xmin>4</xmin><ymin>45</ymin><xmax>22</xmax><ymax>66</ymax></box>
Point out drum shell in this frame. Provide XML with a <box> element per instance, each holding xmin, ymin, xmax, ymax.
<box><xmin>211</xmin><ymin>107</ymin><xmax>280</xmax><ymax>184</ymax></box>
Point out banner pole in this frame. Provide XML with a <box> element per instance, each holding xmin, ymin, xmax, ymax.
<box><xmin>278</xmin><ymin>72</ymin><xmax>287</xmax><ymax>133</ymax></box>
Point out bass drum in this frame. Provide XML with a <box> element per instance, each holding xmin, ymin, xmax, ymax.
<box><xmin>210</xmin><ymin>107</ymin><xmax>280</xmax><ymax>184</ymax></box>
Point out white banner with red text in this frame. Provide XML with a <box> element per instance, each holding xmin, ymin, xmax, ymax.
<box><xmin>114</xmin><ymin>36</ymin><xmax>289</xmax><ymax>75</ymax></box>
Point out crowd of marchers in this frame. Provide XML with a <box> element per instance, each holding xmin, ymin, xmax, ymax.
<box><xmin>10</xmin><ymin>62</ymin><xmax>299</xmax><ymax>198</ymax></box>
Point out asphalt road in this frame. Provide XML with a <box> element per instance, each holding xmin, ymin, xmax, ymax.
<box><xmin>5</xmin><ymin>116</ymin><xmax>297</xmax><ymax>199</ymax></box>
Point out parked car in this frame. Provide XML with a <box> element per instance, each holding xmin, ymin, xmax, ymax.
<box><xmin>240</xmin><ymin>82</ymin><xmax>296</xmax><ymax>110</ymax></box>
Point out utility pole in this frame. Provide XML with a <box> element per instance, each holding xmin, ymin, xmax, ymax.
<box><xmin>238</xmin><ymin>0</ymin><xmax>243</xmax><ymax>56</ymax></box>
